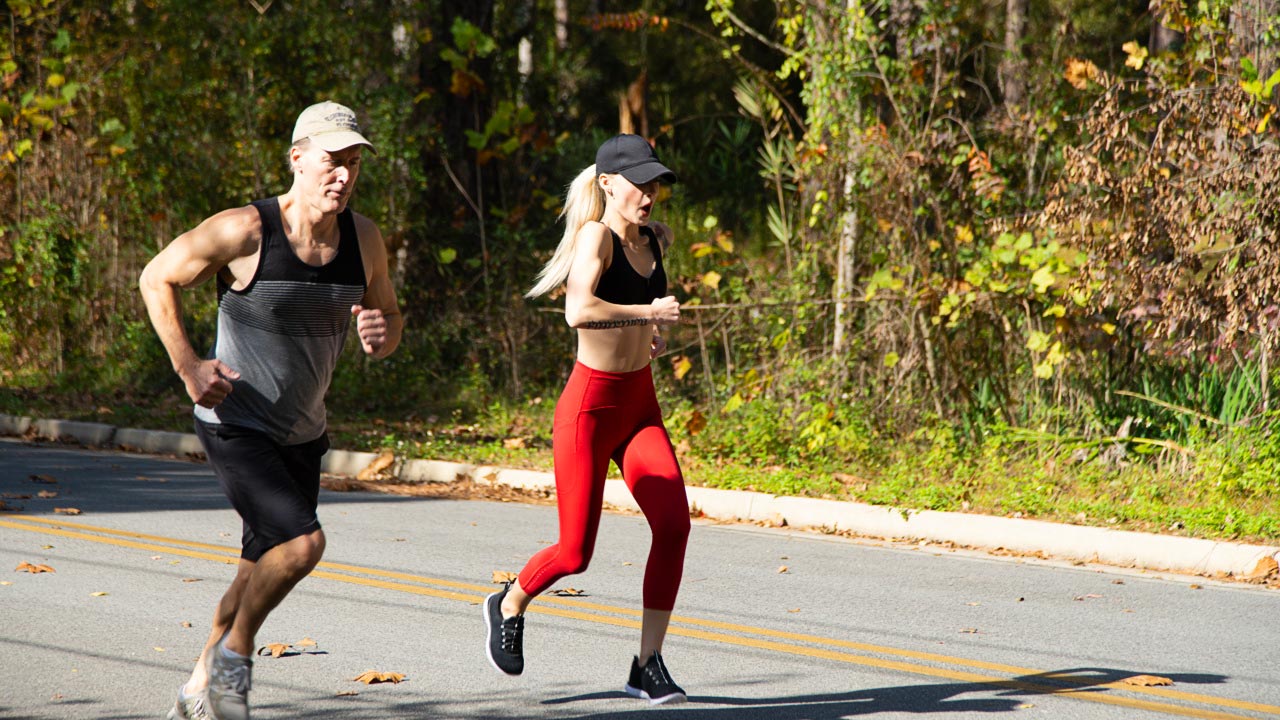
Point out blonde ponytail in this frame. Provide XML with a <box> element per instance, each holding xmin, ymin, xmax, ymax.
<box><xmin>527</xmin><ymin>164</ymin><xmax>606</xmax><ymax>298</ymax></box>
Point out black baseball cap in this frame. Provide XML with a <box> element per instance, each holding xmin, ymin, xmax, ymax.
<box><xmin>595</xmin><ymin>134</ymin><xmax>678</xmax><ymax>185</ymax></box>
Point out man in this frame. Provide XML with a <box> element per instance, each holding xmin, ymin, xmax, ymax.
<box><xmin>139</xmin><ymin>100</ymin><xmax>402</xmax><ymax>720</ymax></box>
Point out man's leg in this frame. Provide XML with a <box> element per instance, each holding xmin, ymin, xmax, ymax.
<box><xmin>183</xmin><ymin>559</ymin><xmax>255</xmax><ymax>695</ymax></box>
<box><xmin>221</xmin><ymin>529</ymin><xmax>325</xmax><ymax>655</ymax></box>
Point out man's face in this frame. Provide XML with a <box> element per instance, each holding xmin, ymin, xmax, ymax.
<box><xmin>294</xmin><ymin>144</ymin><xmax>363</xmax><ymax>214</ymax></box>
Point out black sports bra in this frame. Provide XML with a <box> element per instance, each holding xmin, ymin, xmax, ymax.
<box><xmin>593</xmin><ymin>226</ymin><xmax>667</xmax><ymax>305</ymax></box>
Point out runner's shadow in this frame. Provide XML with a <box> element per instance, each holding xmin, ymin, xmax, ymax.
<box><xmin>547</xmin><ymin>668</ymin><xmax>1229</xmax><ymax>719</ymax></box>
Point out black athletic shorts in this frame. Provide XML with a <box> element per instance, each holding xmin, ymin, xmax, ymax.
<box><xmin>194</xmin><ymin>418</ymin><xmax>329</xmax><ymax>562</ymax></box>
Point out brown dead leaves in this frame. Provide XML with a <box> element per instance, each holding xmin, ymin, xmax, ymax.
<box><xmin>54</xmin><ymin>507</ymin><xmax>82</xmax><ymax>515</ymax></box>
<box><xmin>15</xmin><ymin>561</ymin><xmax>54</xmax><ymax>574</ymax></box>
<box><xmin>1241</xmin><ymin>556</ymin><xmax>1279</xmax><ymax>584</ymax></box>
<box><xmin>352</xmin><ymin>670</ymin><xmax>405</xmax><ymax>684</ymax></box>
<box><xmin>257</xmin><ymin>637</ymin><xmax>319</xmax><ymax>658</ymax></box>
<box><xmin>357</xmin><ymin>451</ymin><xmax>396</xmax><ymax>481</ymax></box>
<box><xmin>492</xmin><ymin>570</ymin><xmax>518</xmax><ymax>584</ymax></box>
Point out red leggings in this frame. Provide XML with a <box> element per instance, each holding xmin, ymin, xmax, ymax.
<box><xmin>517</xmin><ymin>361</ymin><xmax>690</xmax><ymax>611</ymax></box>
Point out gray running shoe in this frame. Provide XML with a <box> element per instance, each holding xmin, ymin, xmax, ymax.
<box><xmin>166</xmin><ymin>686</ymin><xmax>212</xmax><ymax>720</ymax></box>
<box><xmin>205</xmin><ymin>642</ymin><xmax>253</xmax><ymax>720</ymax></box>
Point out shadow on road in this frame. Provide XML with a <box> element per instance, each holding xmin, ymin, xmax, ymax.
<box><xmin>542</xmin><ymin>667</ymin><xmax>1229</xmax><ymax>719</ymax></box>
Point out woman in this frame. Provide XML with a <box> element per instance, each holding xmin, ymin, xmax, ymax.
<box><xmin>483</xmin><ymin>134</ymin><xmax>691</xmax><ymax>706</ymax></box>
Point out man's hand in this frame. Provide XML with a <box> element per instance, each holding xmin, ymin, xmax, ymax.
<box><xmin>351</xmin><ymin>304</ymin><xmax>388</xmax><ymax>356</ymax></box>
<box><xmin>179</xmin><ymin>359</ymin><xmax>240</xmax><ymax>408</ymax></box>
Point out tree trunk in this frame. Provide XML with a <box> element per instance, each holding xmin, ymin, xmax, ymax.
<box><xmin>1149</xmin><ymin>0</ymin><xmax>1184</xmax><ymax>53</ymax></box>
<box><xmin>1231</xmin><ymin>0</ymin><xmax>1279</xmax><ymax>76</ymax></box>
<box><xmin>554</xmin><ymin>0</ymin><xmax>569</xmax><ymax>51</ymax></box>
<box><xmin>999</xmin><ymin>0</ymin><xmax>1029</xmax><ymax>108</ymax></box>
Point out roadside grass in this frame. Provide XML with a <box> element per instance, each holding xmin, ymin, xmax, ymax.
<box><xmin>2</xmin><ymin>384</ymin><xmax>1277</xmax><ymax>546</ymax></box>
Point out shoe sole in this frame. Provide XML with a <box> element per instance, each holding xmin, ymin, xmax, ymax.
<box><xmin>483</xmin><ymin>590</ymin><xmax>522</xmax><ymax>676</ymax></box>
<box><xmin>624</xmin><ymin>684</ymin><xmax>687</xmax><ymax>706</ymax></box>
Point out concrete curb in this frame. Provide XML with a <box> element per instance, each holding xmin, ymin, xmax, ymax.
<box><xmin>3</xmin><ymin>413</ymin><xmax>1277</xmax><ymax>579</ymax></box>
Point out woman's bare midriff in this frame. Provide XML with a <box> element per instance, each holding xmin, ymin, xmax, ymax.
<box><xmin>576</xmin><ymin>325</ymin><xmax>656</xmax><ymax>373</ymax></box>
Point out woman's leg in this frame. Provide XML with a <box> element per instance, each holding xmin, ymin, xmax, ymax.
<box><xmin>616</xmin><ymin>418</ymin><xmax>690</xmax><ymax>660</ymax></box>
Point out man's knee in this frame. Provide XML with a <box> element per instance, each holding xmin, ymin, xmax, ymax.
<box><xmin>277</xmin><ymin>530</ymin><xmax>325</xmax><ymax>575</ymax></box>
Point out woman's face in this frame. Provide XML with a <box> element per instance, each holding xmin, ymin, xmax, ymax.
<box><xmin>602</xmin><ymin>173</ymin><xmax>660</xmax><ymax>226</ymax></box>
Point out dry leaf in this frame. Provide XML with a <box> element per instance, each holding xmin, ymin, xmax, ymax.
<box><xmin>182</xmin><ymin>578</ymin><xmax>202</xmax><ymax>583</ymax></box>
<box><xmin>29</xmin><ymin>474</ymin><xmax>57</xmax><ymax>484</ymax></box>
<box><xmin>336</xmin><ymin>690</ymin><xmax>359</xmax><ymax>697</ymax></box>
<box><xmin>54</xmin><ymin>507</ymin><xmax>82</xmax><ymax>515</ymax></box>
<box><xmin>1123</xmin><ymin>675</ymin><xmax>1173</xmax><ymax>687</ymax></box>
<box><xmin>91</xmin><ymin>591</ymin><xmax>108</xmax><ymax>597</ymax></box>
<box><xmin>41</xmin><ymin>545</ymin><xmax>53</xmax><ymax>550</ymax></box>
<box><xmin>1017</xmin><ymin>703</ymin><xmax>1036</xmax><ymax>709</ymax></box>
<box><xmin>960</xmin><ymin>628</ymin><xmax>979</xmax><ymax>634</ymax></box>
<box><xmin>258</xmin><ymin>643</ymin><xmax>293</xmax><ymax>658</ymax></box>
<box><xmin>777</xmin><ymin>565</ymin><xmax>789</xmax><ymax>574</ymax></box>
<box><xmin>0</xmin><ymin>581</ymin><xmax>11</xmax><ymax>586</ymax></box>
<box><xmin>621</xmin><ymin>561</ymin><xmax>633</xmax><ymax>566</ymax></box>
<box><xmin>1</xmin><ymin>493</ymin><xmax>31</xmax><ymax>499</ymax></box>
<box><xmin>1073</xmin><ymin>593</ymin><xmax>1103</xmax><ymax>601</ymax></box>
<box><xmin>15</xmin><ymin>562</ymin><xmax>54</xmax><ymax>574</ymax></box>
<box><xmin>1242</xmin><ymin>556</ymin><xmax>1279</xmax><ymax>582</ymax></box>
<box><xmin>502</xmin><ymin>437</ymin><xmax>526</xmax><ymax>449</ymax></box>
<box><xmin>352</xmin><ymin>670</ymin><xmax>405</xmax><ymax>684</ymax></box>
<box><xmin>37</xmin><ymin>490</ymin><xmax>58</xmax><ymax>499</ymax></box>
<box><xmin>357</xmin><ymin>451</ymin><xmax>395</xmax><ymax>481</ymax></box>
<box><xmin>492</xmin><ymin>570</ymin><xmax>518</xmax><ymax>584</ymax></box>
<box><xmin>1189</xmin><ymin>584</ymin><xmax>1202</xmax><ymax>590</ymax></box>
<box><xmin>787</xmin><ymin>608</ymin><xmax>801</xmax><ymax>613</ymax></box>
<box><xmin>296</xmin><ymin>637</ymin><xmax>318</xmax><ymax>649</ymax></box>
<box><xmin>548</xmin><ymin>587</ymin><xmax>584</xmax><ymax>596</ymax></box>
<box><xmin>153</xmin><ymin>647</ymin><xmax>166</xmax><ymax>652</ymax></box>
<box><xmin>181</xmin><ymin>621</ymin><xmax>192</xmax><ymax>628</ymax></box>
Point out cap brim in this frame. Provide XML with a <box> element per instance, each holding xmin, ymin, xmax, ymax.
<box><xmin>310</xmin><ymin>130</ymin><xmax>377</xmax><ymax>155</ymax></box>
<box><xmin>620</xmin><ymin>161</ymin><xmax>677</xmax><ymax>185</ymax></box>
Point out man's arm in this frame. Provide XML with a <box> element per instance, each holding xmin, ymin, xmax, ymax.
<box><xmin>138</xmin><ymin>207</ymin><xmax>259</xmax><ymax>407</ymax></box>
<box><xmin>352</xmin><ymin>214</ymin><xmax>403</xmax><ymax>359</ymax></box>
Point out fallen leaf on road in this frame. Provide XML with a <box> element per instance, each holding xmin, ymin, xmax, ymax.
<box><xmin>1073</xmin><ymin>593</ymin><xmax>1103</xmax><ymax>601</ymax></box>
<box><xmin>37</xmin><ymin>491</ymin><xmax>58</xmax><ymax>499</ymax></box>
<box><xmin>296</xmin><ymin>637</ymin><xmax>318</xmax><ymax>650</ymax></box>
<box><xmin>1112</xmin><ymin>580</ymin><xmax>1125</xmax><ymax>585</ymax></box>
<box><xmin>181</xmin><ymin>578</ymin><xmax>202</xmax><ymax>583</ymax></box>
<box><xmin>0</xmin><ymin>581</ymin><xmax>11</xmax><ymax>586</ymax></box>
<box><xmin>15</xmin><ymin>562</ymin><xmax>54</xmax><ymax>574</ymax></box>
<box><xmin>54</xmin><ymin>507</ymin><xmax>82</xmax><ymax>515</ymax></box>
<box><xmin>548</xmin><ymin>587</ymin><xmax>585</xmax><ymax>596</ymax></box>
<box><xmin>777</xmin><ymin>565</ymin><xmax>789</xmax><ymax>574</ymax></box>
<box><xmin>1189</xmin><ymin>584</ymin><xmax>1202</xmax><ymax>590</ymax></box>
<box><xmin>1017</xmin><ymin>703</ymin><xmax>1035</xmax><ymax>709</ymax></box>
<box><xmin>29</xmin><ymin>474</ymin><xmax>57</xmax><ymax>484</ymax></box>
<box><xmin>959</xmin><ymin>628</ymin><xmax>979</xmax><ymax>634</ymax></box>
<box><xmin>41</xmin><ymin>545</ymin><xmax>53</xmax><ymax>550</ymax></box>
<box><xmin>181</xmin><ymin>622</ymin><xmax>192</xmax><ymax>628</ymax></box>
<box><xmin>621</xmin><ymin>561</ymin><xmax>633</xmax><ymax>566</ymax></box>
<box><xmin>154</xmin><ymin>647</ymin><xmax>166</xmax><ymax>652</ymax></box>
<box><xmin>91</xmin><ymin>591</ymin><xmax>108</xmax><ymax>597</ymax></box>
<box><xmin>336</xmin><ymin>690</ymin><xmax>359</xmax><ymax>697</ymax></box>
<box><xmin>352</xmin><ymin>670</ymin><xmax>405</xmax><ymax>684</ymax></box>
<box><xmin>492</xmin><ymin>570</ymin><xmax>518</xmax><ymax>584</ymax></box>
<box><xmin>787</xmin><ymin>608</ymin><xmax>801</xmax><ymax>613</ymax></box>
<box><xmin>1123</xmin><ymin>675</ymin><xmax>1173</xmax><ymax>687</ymax></box>
<box><xmin>258</xmin><ymin>643</ymin><xmax>294</xmax><ymax>658</ymax></box>
<box><xmin>2</xmin><ymin>493</ymin><xmax>31</xmax><ymax>499</ymax></box>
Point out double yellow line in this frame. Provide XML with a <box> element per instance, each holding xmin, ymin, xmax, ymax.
<box><xmin>2</xmin><ymin>514</ymin><xmax>1276</xmax><ymax>720</ymax></box>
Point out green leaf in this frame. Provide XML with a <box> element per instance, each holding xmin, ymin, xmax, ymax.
<box><xmin>722</xmin><ymin>393</ymin><xmax>744</xmax><ymax>414</ymax></box>
<box><xmin>437</xmin><ymin>248</ymin><xmax>457</xmax><ymax>264</ymax></box>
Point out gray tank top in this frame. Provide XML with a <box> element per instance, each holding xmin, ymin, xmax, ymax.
<box><xmin>194</xmin><ymin>197</ymin><xmax>367</xmax><ymax>444</ymax></box>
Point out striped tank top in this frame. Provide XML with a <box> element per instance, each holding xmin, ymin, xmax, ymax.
<box><xmin>193</xmin><ymin>197</ymin><xmax>366</xmax><ymax>445</ymax></box>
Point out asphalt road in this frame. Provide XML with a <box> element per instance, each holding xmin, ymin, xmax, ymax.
<box><xmin>1</xmin><ymin>438</ymin><xmax>1277</xmax><ymax>720</ymax></box>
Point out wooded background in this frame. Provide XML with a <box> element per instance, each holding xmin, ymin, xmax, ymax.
<box><xmin>3</xmin><ymin>1</ymin><xmax>1279</xmax><ymax>534</ymax></box>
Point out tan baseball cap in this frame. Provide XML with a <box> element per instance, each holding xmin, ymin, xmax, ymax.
<box><xmin>291</xmin><ymin>101</ymin><xmax>376</xmax><ymax>154</ymax></box>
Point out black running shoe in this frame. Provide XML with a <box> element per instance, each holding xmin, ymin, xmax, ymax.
<box><xmin>484</xmin><ymin>583</ymin><xmax>524</xmax><ymax>675</ymax></box>
<box><xmin>624</xmin><ymin>653</ymin><xmax>687</xmax><ymax>705</ymax></box>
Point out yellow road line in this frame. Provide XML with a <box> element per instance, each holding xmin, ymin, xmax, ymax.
<box><xmin>2</xmin><ymin>515</ymin><xmax>1274</xmax><ymax>719</ymax></box>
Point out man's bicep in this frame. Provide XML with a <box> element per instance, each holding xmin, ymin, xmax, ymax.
<box><xmin>148</xmin><ymin>209</ymin><xmax>255</xmax><ymax>288</ymax></box>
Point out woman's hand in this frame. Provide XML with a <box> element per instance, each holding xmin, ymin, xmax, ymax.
<box><xmin>649</xmin><ymin>295</ymin><xmax>681</xmax><ymax>326</ymax></box>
